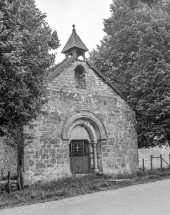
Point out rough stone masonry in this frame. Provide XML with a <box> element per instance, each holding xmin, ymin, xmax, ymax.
<box><xmin>23</xmin><ymin>59</ymin><xmax>138</xmax><ymax>184</ymax></box>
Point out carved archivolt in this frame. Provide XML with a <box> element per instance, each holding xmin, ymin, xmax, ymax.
<box><xmin>61</xmin><ymin>110</ymin><xmax>107</xmax><ymax>141</ymax></box>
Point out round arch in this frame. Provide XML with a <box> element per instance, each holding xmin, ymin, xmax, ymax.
<box><xmin>61</xmin><ymin>110</ymin><xmax>107</xmax><ymax>141</ymax></box>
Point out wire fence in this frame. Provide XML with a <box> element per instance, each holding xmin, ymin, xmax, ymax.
<box><xmin>138</xmin><ymin>146</ymin><xmax>170</xmax><ymax>170</ymax></box>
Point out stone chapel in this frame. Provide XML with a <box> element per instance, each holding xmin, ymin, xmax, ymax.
<box><xmin>0</xmin><ymin>26</ymin><xmax>138</xmax><ymax>184</ymax></box>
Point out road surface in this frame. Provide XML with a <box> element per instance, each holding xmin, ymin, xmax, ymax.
<box><xmin>1</xmin><ymin>179</ymin><xmax>170</xmax><ymax>215</ymax></box>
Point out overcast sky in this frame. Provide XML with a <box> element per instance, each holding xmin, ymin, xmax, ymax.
<box><xmin>35</xmin><ymin>0</ymin><xmax>113</xmax><ymax>63</ymax></box>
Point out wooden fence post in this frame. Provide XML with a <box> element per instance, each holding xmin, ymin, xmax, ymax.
<box><xmin>7</xmin><ymin>171</ymin><xmax>11</xmax><ymax>194</ymax></box>
<box><xmin>151</xmin><ymin>155</ymin><xmax>153</xmax><ymax>171</ymax></box>
<box><xmin>142</xmin><ymin>159</ymin><xmax>145</xmax><ymax>172</ymax></box>
<box><xmin>160</xmin><ymin>154</ymin><xmax>163</xmax><ymax>169</ymax></box>
<box><xmin>17</xmin><ymin>167</ymin><xmax>21</xmax><ymax>191</ymax></box>
<box><xmin>20</xmin><ymin>170</ymin><xmax>24</xmax><ymax>190</ymax></box>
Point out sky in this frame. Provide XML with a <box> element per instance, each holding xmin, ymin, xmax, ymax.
<box><xmin>35</xmin><ymin>0</ymin><xmax>113</xmax><ymax>63</ymax></box>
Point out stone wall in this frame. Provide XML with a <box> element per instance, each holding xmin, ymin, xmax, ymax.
<box><xmin>24</xmin><ymin>60</ymin><xmax>138</xmax><ymax>184</ymax></box>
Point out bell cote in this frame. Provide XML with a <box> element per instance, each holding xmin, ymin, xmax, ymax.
<box><xmin>61</xmin><ymin>25</ymin><xmax>88</xmax><ymax>60</ymax></box>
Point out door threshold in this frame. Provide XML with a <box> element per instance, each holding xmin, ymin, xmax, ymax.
<box><xmin>73</xmin><ymin>174</ymin><xmax>88</xmax><ymax>177</ymax></box>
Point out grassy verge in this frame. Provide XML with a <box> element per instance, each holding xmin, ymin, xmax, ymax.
<box><xmin>1</xmin><ymin>168</ymin><xmax>170</xmax><ymax>210</ymax></box>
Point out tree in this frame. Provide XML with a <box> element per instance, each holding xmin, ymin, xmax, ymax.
<box><xmin>0</xmin><ymin>0</ymin><xmax>60</xmax><ymax>182</ymax></box>
<box><xmin>90</xmin><ymin>0</ymin><xmax>170</xmax><ymax>148</ymax></box>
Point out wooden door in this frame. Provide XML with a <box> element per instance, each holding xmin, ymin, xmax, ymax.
<box><xmin>70</xmin><ymin>140</ymin><xmax>89</xmax><ymax>174</ymax></box>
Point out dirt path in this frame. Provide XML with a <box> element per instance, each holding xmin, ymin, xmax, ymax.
<box><xmin>1</xmin><ymin>179</ymin><xmax>170</xmax><ymax>215</ymax></box>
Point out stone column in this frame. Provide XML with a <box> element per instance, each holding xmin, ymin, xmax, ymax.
<box><xmin>93</xmin><ymin>141</ymin><xmax>99</xmax><ymax>172</ymax></box>
<box><xmin>89</xmin><ymin>144</ymin><xmax>94</xmax><ymax>170</ymax></box>
<box><xmin>97</xmin><ymin>140</ymin><xmax>101</xmax><ymax>171</ymax></box>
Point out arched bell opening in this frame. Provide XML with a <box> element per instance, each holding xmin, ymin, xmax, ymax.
<box><xmin>74</xmin><ymin>65</ymin><xmax>86</xmax><ymax>89</ymax></box>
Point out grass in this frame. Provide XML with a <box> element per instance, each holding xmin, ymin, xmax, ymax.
<box><xmin>1</xmin><ymin>168</ymin><xmax>170</xmax><ymax>210</ymax></box>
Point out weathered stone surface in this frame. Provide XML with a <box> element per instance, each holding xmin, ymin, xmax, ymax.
<box><xmin>28</xmin><ymin>160</ymin><xmax>34</xmax><ymax>167</ymax></box>
<box><xmin>22</xmin><ymin>60</ymin><xmax>138</xmax><ymax>184</ymax></box>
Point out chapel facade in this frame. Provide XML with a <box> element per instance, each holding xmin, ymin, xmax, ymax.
<box><xmin>0</xmin><ymin>26</ymin><xmax>138</xmax><ymax>184</ymax></box>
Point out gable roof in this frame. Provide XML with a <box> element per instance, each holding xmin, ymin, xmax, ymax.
<box><xmin>61</xmin><ymin>26</ymin><xmax>88</xmax><ymax>54</ymax></box>
<box><xmin>47</xmin><ymin>53</ymin><xmax>77</xmax><ymax>82</ymax></box>
<box><xmin>47</xmin><ymin>55</ymin><xmax>124</xmax><ymax>99</ymax></box>
<box><xmin>85</xmin><ymin>59</ymin><xmax>123</xmax><ymax>97</ymax></box>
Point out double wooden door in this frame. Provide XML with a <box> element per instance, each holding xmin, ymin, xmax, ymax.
<box><xmin>70</xmin><ymin>140</ymin><xmax>90</xmax><ymax>174</ymax></box>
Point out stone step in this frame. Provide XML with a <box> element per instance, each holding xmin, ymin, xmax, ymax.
<box><xmin>108</xmin><ymin>179</ymin><xmax>132</xmax><ymax>182</ymax></box>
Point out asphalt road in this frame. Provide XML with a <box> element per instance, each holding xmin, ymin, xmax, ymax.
<box><xmin>1</xmin><ymin>179</ymin><xmax>170</xmax><ymax>215</ymax></box>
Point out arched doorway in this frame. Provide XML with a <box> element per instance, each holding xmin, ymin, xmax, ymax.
<box><xmin>62</xmin><ymin>110</ymin><xmax>107</xmax><ymax>174</ymax></box>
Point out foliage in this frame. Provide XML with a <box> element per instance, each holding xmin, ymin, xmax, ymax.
<box><xmin>90</xmin><ymin>0</ymin><xmax>170</xmax><ymax>148</ymax></box>
<box><xmin>0</xmin><ymin>0</ymin><xmax>60</xmax><ymax>138</ymax></box>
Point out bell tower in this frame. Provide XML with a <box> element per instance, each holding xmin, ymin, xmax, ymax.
<box><xmin>61</xmin><ymin>25</ymin><xmax>88</xmax><ymax>60</ymax></box>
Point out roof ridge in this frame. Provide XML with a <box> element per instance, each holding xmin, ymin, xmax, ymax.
<box><xmin>47</xmin><ymin>53</ymin><xmax>77</xmax><ymax>82</ymax></box>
